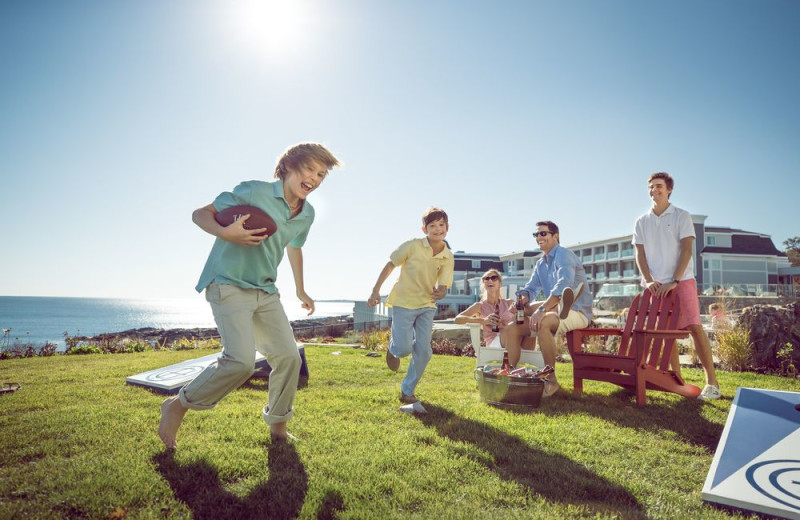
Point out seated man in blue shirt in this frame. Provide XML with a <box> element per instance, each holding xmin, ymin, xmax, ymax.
<box><xmin>501</xmin><ymin>220</ymin><xmax>591</xmax><ymax>397</ymax></box>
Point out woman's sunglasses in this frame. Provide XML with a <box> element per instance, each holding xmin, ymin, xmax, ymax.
<box><xmin>482</xmin><ymin>275</ymin><xmax>500</xmax><ymax>281</ymax></box>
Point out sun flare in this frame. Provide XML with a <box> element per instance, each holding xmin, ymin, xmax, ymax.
<box><xmin>226</xmin><ymin>0</ymin><xmax>310</xmax><ymax>62</ymax></box>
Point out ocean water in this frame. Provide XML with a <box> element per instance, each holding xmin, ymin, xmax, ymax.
<box><xmin>0</xmin><ymin>296</ymin><xmax>355</xmax><ymax>348</ymax></box>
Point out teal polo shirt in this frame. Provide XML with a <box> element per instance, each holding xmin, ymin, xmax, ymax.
<box><xmin>195</xmin><ymin>179</ymin><xmax>314</xmax><ymax>294</ymax></box>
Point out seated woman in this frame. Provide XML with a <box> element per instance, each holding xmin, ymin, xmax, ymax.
<box><xmin>454</xmin><ymin>269</ymin><xmax>515</xmax><ymax>352</ymax></box>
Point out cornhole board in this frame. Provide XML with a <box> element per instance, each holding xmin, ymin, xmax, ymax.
<box><xmin>702</xmin><ymin>387</ymin><xmax>800</xmax><ymax>519</ymax></box>
<box><xmin>126</xmin><ymin>344</ymin><xmax>308</xmax><ymax>394</ymax></box>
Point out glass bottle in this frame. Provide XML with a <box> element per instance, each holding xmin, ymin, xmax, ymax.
<box><xmin>516</xmin><ymin>295</ymin><xmax>525</xmax><ymax>324</ymax></box>
<box><xmin>492</xmin><ymin>303</ymin><xmax>500</xmax><ymax>333</ymax></box>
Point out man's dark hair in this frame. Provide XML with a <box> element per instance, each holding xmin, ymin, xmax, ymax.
<box><xmin>536</xmin><ymin>220</ymin><xmax>559</xmax><ymax>235</ymax></box>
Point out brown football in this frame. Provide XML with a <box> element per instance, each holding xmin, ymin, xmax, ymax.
<box><xmin>214</xmin><ymin>205</ymin><xmax>277</xmax><ymax>237</ymax></box>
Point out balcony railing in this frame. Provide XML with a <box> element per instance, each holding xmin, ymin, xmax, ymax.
<box><xmin>699</xmin><ymin>283</ymin><xmax>795</xmax><ymax>297</ymax></box>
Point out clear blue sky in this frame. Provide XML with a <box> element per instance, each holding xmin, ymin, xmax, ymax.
<box><xmin>1</xmin><ymin>0</ymin><xmax>798</xmax><ymax>304</ymax></box>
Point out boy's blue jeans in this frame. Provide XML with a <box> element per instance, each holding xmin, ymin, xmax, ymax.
<box><xmin>389</xmin><ymin>306</ymin><xmax>436</xmax><ymax>396</ymax></box>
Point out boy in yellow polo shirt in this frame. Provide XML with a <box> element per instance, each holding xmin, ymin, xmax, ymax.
<box><xmin>368</xmin><ymin>207</ymin><xmax>454</xmax><ymax>412</ymax></box>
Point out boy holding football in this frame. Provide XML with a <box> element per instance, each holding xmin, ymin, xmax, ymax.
<box><xmin>159</xmin><ymin>142</ymin><xmax>340</xmax><ymax>448</ymax></box>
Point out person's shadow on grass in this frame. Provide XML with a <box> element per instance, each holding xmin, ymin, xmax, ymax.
<box><xmin>414</xmin><ymin>404</ymin><xmax>647</xmax><ymax>519</ymax></box>
<box><xmin>530</xmin><ymin>387</ymin><xmax>725</xmax><ymax>452</ymax></box>
<box><xmin>153</xmin><ymin>440</ymin><xmax>307</xmax><ymax>520</ymax></box>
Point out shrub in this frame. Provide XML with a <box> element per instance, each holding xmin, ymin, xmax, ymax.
<box><xmin>361</xmin><ymin>329</ymin><xmax>391</xmax><ymax>352</ymax></box>
<box><xmin>170</xmin><ymin>337</ymin><xmax>200</xmax><ymax>351</ymax></box>
<box><xmin>121</xmin><ymin>340</ymin><xmax>149</xmax><ymax>353</ymax></box>
<box><xmin>716</xmin><ymin>326</ymin><xmax>752</xmax><ymax>371</ymax></box>
<box><xmin>63</xmin><ymin>332</ymin><xmax>80</xmax><ymax>351</ymax></box>
<box><xmin>67</xmin><ymin>344</ymin><xmax>102</xmax><ymax>355</ymax></box>
<box><xmin>38</xmin><ymin>342</ymin><xmax>58</xmax><ymax>357</ymax></box>
<box><xmin>203</xmin><ymin>338</ymin><xmax>222</xmax><ymax>350</ymax></box>
<box><xmin>777</xmin><ymin>342</ymin><xmax>798</xmax><ymax>377</ymax></box>
<box><xmin>169</xmin><ymin>337</ymin><xmax>221</xmax><ymax>351</ymax></box>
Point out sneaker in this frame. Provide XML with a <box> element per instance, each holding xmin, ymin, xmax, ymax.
<box><xmin>558</xmin><ymin>282</ymin><xmax>584</xmax><ymax>319</ymax></box>
<box><xmin>386</xmin><ymin>350</ymin><xmax>400</xmax><ymax>372</ymax></box>
<box><xmin>399</xmin><ymin>401</ymin><xmax>427</xmax><ymax>414</ymax></box>
<box><xmin>698</xmin><ymin>384</ymin><xmax>721</xmax><ymax>400</ymax></box>
<box><xmin>399</xmin><ymin>393</ymin><xmax>418</xmax><ymax>404</ymax></box>
<box><xmin>542</xmin><ymin>378</ymin><xmax>560</xmax><ymax>398</ymax></box>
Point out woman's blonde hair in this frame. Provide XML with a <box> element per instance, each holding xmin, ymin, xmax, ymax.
<box><xmin>479</xmin><ymin>269</ymin><xmax>503</xmax><ymax>301</ymax></box>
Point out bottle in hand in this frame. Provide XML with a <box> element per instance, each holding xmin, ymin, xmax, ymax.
<box><xmin>492</xmin><ymin>303</ymin><xmax>500</xmax><ymax>333</ymax></box>
<box><xmin>515</xmin><ymin>295</ymin><xmax>525</xmax><ymax>324</ymax></box>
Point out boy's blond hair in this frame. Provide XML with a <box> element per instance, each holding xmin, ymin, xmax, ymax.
<box><xmin>422</xmin><ymin>207</ymin><xmax>448</xmax><ymax>227</ymax></box>
<box><xmin>274</xmin><ymin>142</ymin><xmax>341</xmax><ymax>180</ymax></box>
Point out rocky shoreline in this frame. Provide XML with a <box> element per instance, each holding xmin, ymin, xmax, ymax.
<box><xmin>74</xmin><ymin>315</ymin><xmax>354</xmax><ymax>344</ymax></box>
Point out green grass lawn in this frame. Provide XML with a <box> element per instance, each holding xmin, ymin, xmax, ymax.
<box><xmin>1</xmin><ymin>346</ymin><xmax>798</xmax><ymax>520</ymax></box>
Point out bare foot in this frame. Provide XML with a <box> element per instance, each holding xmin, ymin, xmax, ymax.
<box><xmin>158</xmin><ymin>397</ymin><xmax>187</xmax><ymax>449</ymax></box>
<box><xmin>270</xmin><ymin>422</ymin><xmax>296</xmax><ymax>442</ymax></box>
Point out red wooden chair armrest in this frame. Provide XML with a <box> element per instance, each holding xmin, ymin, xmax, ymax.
<box><xmin>573</xmin><ymin>328</ymin><xmax>623</xmax><ymax>337</ymax></box>
<box><xmin>633</xmin><ymin>329</ymin><xmax>691</xmax><ymax>340</ymax></box>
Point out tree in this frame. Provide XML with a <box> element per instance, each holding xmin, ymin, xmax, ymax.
<box><xmin>784</xmin><ymin>237</ymin><xmax>800</xmax><ymax>266</ymax></box>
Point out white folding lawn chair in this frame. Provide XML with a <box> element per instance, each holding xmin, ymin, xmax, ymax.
<box><xmin>469</xmin><ymin>323</ymin><xmax>544</xmax><ymax>368</ymax></box>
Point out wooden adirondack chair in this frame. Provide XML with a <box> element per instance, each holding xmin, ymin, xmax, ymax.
<box><xmin>566</xmin><ymin>289</ymin><xmax>702</xmax><ymax>406</ymax></box>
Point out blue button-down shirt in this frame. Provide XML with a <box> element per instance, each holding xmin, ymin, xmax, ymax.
<box><xmin>516</xmin><ymin>244</ymin><xmax>592</xmax><ymax>320</ymax></box>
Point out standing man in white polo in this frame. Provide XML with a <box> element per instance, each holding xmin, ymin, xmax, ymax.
<box><xmin>633</xmin><ymin>172</ymin><xmax>720</xmax><ymax>400</ymax></box>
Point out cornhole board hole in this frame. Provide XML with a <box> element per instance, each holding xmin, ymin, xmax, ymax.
<box><xmin>126</xmin><ymin>344</ymin><xmax>308</xmax><ymax>394</ymax></box>
<box><xmin>702</xmin><ymin>387</ymin><xmax>800</xmax><ymax>519</ymax></box>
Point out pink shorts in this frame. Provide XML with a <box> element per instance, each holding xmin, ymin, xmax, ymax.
<box><xmin>675</xmin><ymin>279</ymin><xmax>702</xmax><ymax>329</ymax></box>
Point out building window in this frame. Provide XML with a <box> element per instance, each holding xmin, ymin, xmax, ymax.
<box><xmin>707</xmin><ymin>236</ymin><xmax>716</xmax><ymax>246</ymax></box>
<box><xmin>471</xmin><ymin>260</ymin><xmax>481</xmax><ymax>269</ymax></box>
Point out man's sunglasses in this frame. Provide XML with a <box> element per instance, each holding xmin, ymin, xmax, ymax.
<box><xmin>533</xmin><ymin>231</ymin><xmax>554</xmax><ymax>237</ymax></box>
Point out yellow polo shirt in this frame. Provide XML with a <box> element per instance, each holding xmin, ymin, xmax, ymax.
<box><xmin>386</xmin><ymin>238</ymin><xmax>454</xmax><ymax>309</ymax></box>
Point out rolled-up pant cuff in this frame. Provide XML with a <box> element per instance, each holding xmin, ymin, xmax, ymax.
<box><xmin>262</xmin><ymin>405</ymin><xmax>294</xmax><ymax>425</ymax></box>
<box><xmin>178</xmin><ymin>387</ymin><xmax>217</xmax><ymax>411</ymax></box>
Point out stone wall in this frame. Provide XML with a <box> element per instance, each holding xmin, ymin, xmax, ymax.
<box><xmin>737</xmin><ymin>301</ymin><xmax>800</xmax><ymax>372</ymax></box>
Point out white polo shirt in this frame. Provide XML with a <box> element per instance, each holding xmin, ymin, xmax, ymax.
<box><xmin>632</xmin><ymin>204</ymin><xmax>695</xmax><ymax>284</ymax></box>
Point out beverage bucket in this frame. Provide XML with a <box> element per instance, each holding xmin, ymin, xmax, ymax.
<box><xmin>474</xmin><ymin>365</ymin><xmax>545</xmax><ymax>408</ymax></box>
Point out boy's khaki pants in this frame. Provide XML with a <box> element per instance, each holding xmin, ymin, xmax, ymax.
<box><xmin>179</xmin><ymin>283</ymin><xmax>301</xmax><ymax>425</ymax></box>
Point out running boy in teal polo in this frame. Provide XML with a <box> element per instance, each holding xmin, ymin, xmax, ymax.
<box><xmin>159</xmin><ymin>142</ymin><xmax>340</xmax><ymax>448</ymax></box>
<box><xmin>368</xmin><ymin>207</ymin><xmax>454</xmax><ymax>413</ymax></box>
